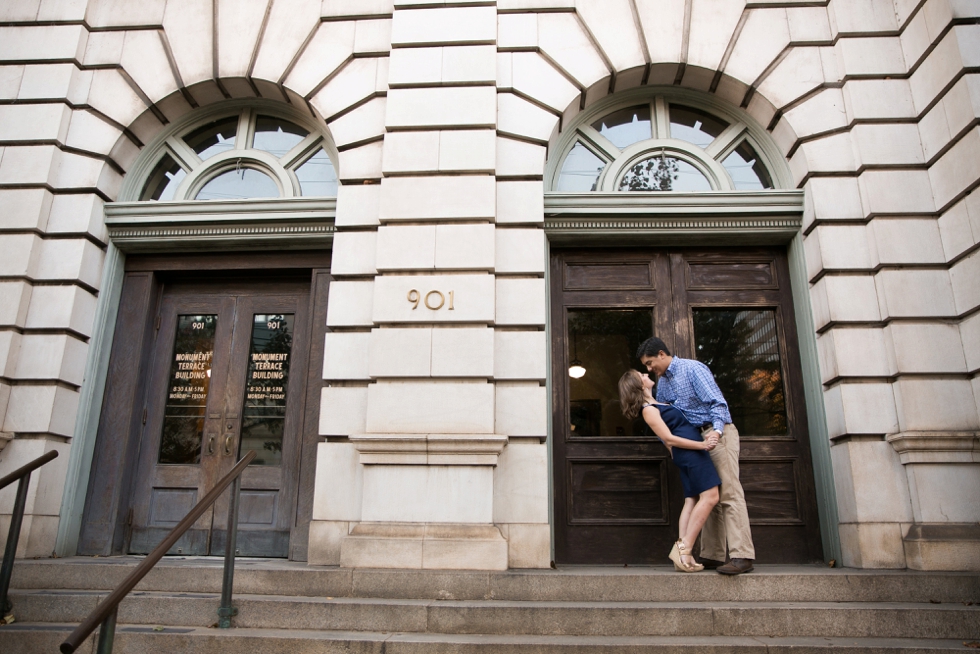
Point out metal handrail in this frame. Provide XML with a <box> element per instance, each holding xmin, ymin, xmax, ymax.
<box><xmin>0</xmin><ymin>449</ymin><xmax>60</xmax><ymax>618</ymax></box>
<box><xmin>60</xmin><ymin>449</ymin><xmax>257</xmax><ymax>654</ymax></box>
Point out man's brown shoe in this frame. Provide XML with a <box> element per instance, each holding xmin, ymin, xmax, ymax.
<box><xmin>698</xmin><ymin>557</ymin><xmax>725</xmax><ymax>570</ymax></box>
<box><xmin>716</xmin><ymin>558</ymin><xmax>754</xmax><ymax>575</ymax></box>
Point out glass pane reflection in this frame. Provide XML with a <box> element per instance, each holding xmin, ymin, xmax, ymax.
<box><xmin>141</xmin><ymin>154</ymin><xmax>186</xmax><ymax>201</ymax></box>
<box><xmin>692</xmin><ymin>309</ymin><xmax>788</xmax><ymax>436</ymax></box>
<box><xmin>239</xmin><ymin>314</ymin><xmax>294</xmax><ymax>465</ymax></box>
<box><xmin>183</xmin><ymin>116</ymin><xmax>238</xmax><ymax>161</ymax></box>
<box><xmin>557</xmin><ymin>143</ymin><xmax>606</xmax><ymax>191</ymax></box>
<box><xmin>295</xmin><ymin>148</ymin><xmax>338</xmax><ymax>196</ymax></box>
<box><xmin>669</xmin><ymin>104</ymin><xmax>728</xmax><ymax>148</ymax></box>
<box><xmin>196</xmin><ymin>168</ymin><xmax>280</xmax><ymax>200</ymax></box>
<box><xmin>591</xmin><ymin>105</ymin><xmax>651</xmax><ymax>149</ymax></box>
<box><xmin>723</xmin><ymin>141</ymin><xmax>774</xmax><ymax>190</ymax></box>
<box><xmin>253</xmin><ymin>116</ymin><xmax>307</xmax><ymax>158</ymax></box>
<box><xmin>567</xmin><ymin>309</ymin><xmax>654</xmax><ymax>437</ymax></box>
<box><xmin>159</xmin><ymin>315</ymin><xmax>217</xmax><ymax>464</ymax></box>
<box><xmin>619</xmin><ymin>154</ymin><xmax>711</xmax><ymax>192</ymax></box>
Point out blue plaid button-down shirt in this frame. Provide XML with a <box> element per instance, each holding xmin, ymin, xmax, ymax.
<box><xmin>654</xmin><ymin>356</ymin><xmax>732</xmax><ymax>435</ymax></box>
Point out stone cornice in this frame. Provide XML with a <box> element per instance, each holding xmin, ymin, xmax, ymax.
<box><xmin>886</xmin><ymin>431</ymin><xmax>980</xmax><ymax>464</ymax></box>
<box><xmin>105</xmin><ymin>197</ymin><xmax>336</xmax><ymax>253</ymax></box>
<box><xmin>543</xmin><ymin>191</ymin><xmax>803</xmax><ymax>245</ymax></box>
<box><xmin>545</xmin><ymin>190</ymin><xmax>804</xmax><ymax>214</ymax></box>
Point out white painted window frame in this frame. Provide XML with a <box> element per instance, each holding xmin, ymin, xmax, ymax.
<box><xmin>547</xmin><ymin>87</ymin><xmax>788</xmax><ymax>194</ymax></box>
<box><xmin>121</xmin><ymin>99</ymin><xmax>340</xmax><ymax>204</ymax></box>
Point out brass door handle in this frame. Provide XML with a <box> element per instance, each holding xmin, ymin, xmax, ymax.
<box><xmin>206</xmin><ymin>434</ymin><xmax>215</xmax><ymax>455</ymax></box>
<box><xmin>224</xmin><ymin>434</ymin><xmax>233</xmax><ymax>456</ymax></box>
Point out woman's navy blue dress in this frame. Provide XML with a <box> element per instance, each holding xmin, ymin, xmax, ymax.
<box><xmin>644</xmin><ymin>403</ymin><xmax>721</xmax><ymax>498</ymax></box>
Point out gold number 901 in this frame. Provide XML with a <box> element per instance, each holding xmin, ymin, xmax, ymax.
<box><xmin>407</xmin><ymin>289</ymin><xmax>454</xmax><ymax>311</ymax></box>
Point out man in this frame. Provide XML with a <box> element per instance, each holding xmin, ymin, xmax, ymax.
<box><xmin>637</xmin><ymin>336</ymin><xmax>755</xmax><ymax>575</ymax></box>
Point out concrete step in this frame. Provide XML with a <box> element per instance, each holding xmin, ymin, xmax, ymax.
<box><xmin>11</xmin><ymin>558</ymin><xmax>980</xmax><ymax>604</ymax></box>
<box><xmin>7</xmin><ymin>589</ymin><xmax>980</xmax><ymax>639</ymax></box>
<box><xmin>0</xmin><ymin>623</ymin><xmax>975</xmax><ymax>654</ymax></box>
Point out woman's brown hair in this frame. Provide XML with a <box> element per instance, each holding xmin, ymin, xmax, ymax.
<box><xmin>618</xmin><ymin>370</ymin><xmax>646</xmax><ymax>420</ymax></box>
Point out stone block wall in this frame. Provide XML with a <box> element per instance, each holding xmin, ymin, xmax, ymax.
<box><xmin>0</xmin><ymin>0</ymin><xmax>976</xmax><ymax>570</ymax></box>
<box><xmin>0</xmin><ymin>1</ymin><xmax>112</xmax><ymax>556</ymax></box>
<box><xmin>312</xmin><ymin>1</ymin><xmax>549</xmax><ymax>569</ymax></box>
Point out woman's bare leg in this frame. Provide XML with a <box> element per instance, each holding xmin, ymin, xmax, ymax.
<box><xmin>680</xmin><ymin>487</ymin><xmax>719</xmax><ymax>566</ymax></box>
<box><xmin>678</xmin><ymin>497</ymin><xmax>695</xmax><ymax>541</ymax></box>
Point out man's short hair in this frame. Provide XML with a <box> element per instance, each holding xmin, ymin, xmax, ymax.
<box><xmin>636</xmin><ymin>336</ymin><xmax>671</xmax><ymax>359</ymax></box>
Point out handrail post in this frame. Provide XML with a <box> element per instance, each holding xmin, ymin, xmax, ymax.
<box><xmin>217</xmin><ymin>473</ymin><xmax>242</xmax><ymax>628</ymax></box>
<box><xmin>0</xmin><ymin>472</ymin><xmax>32</xmax><ymax>616</ymax></box>
<box><xmin>60</xmin><ymin>450</ymin><xmax>254</xmax><ymax>653</ymax></box>
<box><xmin>94</xmin><ymin>608</ymin><xmax>117</xmax><ymax>654</ymax></box>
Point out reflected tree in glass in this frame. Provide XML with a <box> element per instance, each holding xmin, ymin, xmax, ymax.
<box><xmin>692</xmin><ymin>309</ymin><xmax>787</xmax><ymax>436</ymax></box>
<box><xmin>619</xmin><ymin>152</ymin><xmax>712</xmax><ymax>192</ymax></box>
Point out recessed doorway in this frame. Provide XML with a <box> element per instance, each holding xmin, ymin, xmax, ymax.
<box><xmin>551</xmin><ymin>248</ymin><xmax>822</xmax><ymax>564</ymax></box>
<box><xmin>78</xmin><ymin>252</ymin><xmax>331</xmax><ymax>560</ymax></box>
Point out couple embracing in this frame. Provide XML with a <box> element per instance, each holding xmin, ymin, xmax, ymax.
<box><xmin>618</xmin><ymin>337</ymin><xmax>755</xmax><ymax>574</ymax></box>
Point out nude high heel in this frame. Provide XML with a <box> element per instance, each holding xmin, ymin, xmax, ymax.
<box><xmin>669</xmin><ymin>540</ymin><xmax>703</xmax><ymax>572</ymax></box>
<box><xmin>677</xmin><ymin>540</ymin><xmax>704</xmax><ymax>572</ymax></box>
<box><xmin>668</xmin><ymin>541</ymin><xmax>683</xmax><ymax>571</ymax></box>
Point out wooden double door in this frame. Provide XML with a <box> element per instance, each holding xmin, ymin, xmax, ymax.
<box><xmin>552</xmin><ymin>248</ymin><xmax>823</xmax><ymax>564</ymax></box>
<box><xmin>126</xmin><ymin>280</ymin><xmax>311</xmax><ymax>557</ymax></box>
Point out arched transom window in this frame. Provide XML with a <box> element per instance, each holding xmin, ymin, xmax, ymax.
<box><xmin>139</xmin><ymin>107</ymin><xmax>338</xmax><ymax>202</ymax></box>
<box><xmin>552</xmin><ymin>94</ymin><xmax>779</xmax><ymax>193</ymax></box>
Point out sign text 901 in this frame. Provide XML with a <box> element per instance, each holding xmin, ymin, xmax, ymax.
<box><xmin>407</xmin><ymin>289</ymin><xmax>455</xmax><ymax>311</ymax></box>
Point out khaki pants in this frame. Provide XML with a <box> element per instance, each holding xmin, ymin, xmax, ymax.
<box><xmin>700</xmin><ymin>423</ymin><xmax>756</xmax><ymax>561</ymax></box>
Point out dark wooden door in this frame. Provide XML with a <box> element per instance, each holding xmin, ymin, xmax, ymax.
<box><xmin>129</xmin><ymin>281</ymin><xmax>310</xmax><ymax>557</ymax></box>
<box><xmin>552</xmin><ymin>248</ymin><xmax>823</xmax><ymax>564</ymax></box>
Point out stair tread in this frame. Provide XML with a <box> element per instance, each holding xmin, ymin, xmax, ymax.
<box><xmin>14</xmin><ymin>558</ymin><xmax>980</xmax><ymax>575</ymax></box>
<box><xmin>10</xmin><ymin>588</ymin><xmax>980</xmax><ymax>611</ymax></box>
<box><xmin>2</xmin><ymin>622</ymin><xmax>975</xmax><ymax>647</ymax></box>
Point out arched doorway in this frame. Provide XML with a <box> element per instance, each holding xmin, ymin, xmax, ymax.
<box><xmin>546</xmin><ymin>89</ymin><xmax>824</xmax><ymax>564</ymax></box>
<box><xmin>76</xmin><ymin>100</ymin><xmax>337</xmax><ymax>559</ymax></box>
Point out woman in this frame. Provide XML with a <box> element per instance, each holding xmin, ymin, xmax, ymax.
<box><xmin>618</xmin><ymin>369</ymin><xmax>721</xmax><ymax>572</ymax></box>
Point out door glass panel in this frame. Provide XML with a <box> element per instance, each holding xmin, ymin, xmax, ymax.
<box><xmin>239</xmin><ymin>314</ymin><xmax>295</xmax><ymax>465</ymax></box>
<box><xmin>159</xmin><ymin>315</ymin><xmax>217</xmax><ymax>464</ymax></box>
<box><xmin>691</xmin><ymin>309</ymin><xmax>788</xmax><ymax>436</ymax></box>
<box><xmin>567</xmin><ymin>309</ymin><xmax>653</xmax><ymax>437</ymax></box>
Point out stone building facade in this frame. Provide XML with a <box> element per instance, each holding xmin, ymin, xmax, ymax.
<box><xmin>0</xmin><ymin>0</ymin><xmax>978</xmax><ymax>572</ymax></box>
